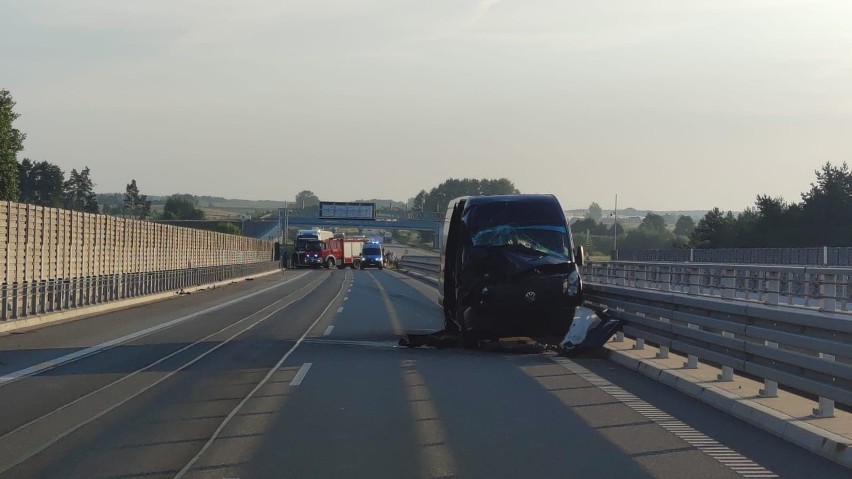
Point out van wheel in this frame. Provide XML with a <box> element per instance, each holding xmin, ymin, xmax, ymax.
<box><xmin>326</xmin><ymin>257</ymin><xmax>335</xmax><ymax>269</ymax></box>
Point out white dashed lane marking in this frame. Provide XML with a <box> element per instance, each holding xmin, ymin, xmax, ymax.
<box><xmin>289</xmin><ymin>363</ymin><xmax>313</xmax><ymax>386</ymax></box>
<box><xmin>551</xmin><ymin>357</ymin><xmax>779</xmax><ymax>479</ymax></box>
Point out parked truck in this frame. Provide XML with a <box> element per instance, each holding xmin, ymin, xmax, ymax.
<box><xmin>293</xmin><ymin>229</ymin><xmax>334</xmax><ymax>268</ymax></box>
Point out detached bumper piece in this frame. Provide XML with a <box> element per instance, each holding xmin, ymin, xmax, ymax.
<box><xmin>558</xmin><ymin>306</ymin><xmax>623</xmax><ymax>355</ymax></box>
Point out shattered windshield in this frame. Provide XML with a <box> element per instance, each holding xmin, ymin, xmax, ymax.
<box><xmin>466</xmin><ymin>200</ymin><xmax>572</xmax><ymax>259</ymax></box>
<box><xmin>470</xmin><ymin>224</ymin><xmax>571</xmax><ymax>258</ymax></box>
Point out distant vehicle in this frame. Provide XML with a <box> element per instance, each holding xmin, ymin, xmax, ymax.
<box><xmin>438</xmin><ymin>194</ymin><xmax>584</xmax><ymax>342</ymax></box>
<box><xmin>360</xmin><ymin>243</ymin><xmax>384</xmax><ymax>270</ymax></box>
<box><xmin>293</xmin><ymin>229</ymin><xmax>334</xmax><ymax>268</ymax></box>
<box><xmin>383</xmin><ymin>231</ymin><xmax>393</xmax><ymax>244</ymax></box>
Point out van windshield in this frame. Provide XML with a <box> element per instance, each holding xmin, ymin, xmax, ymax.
<box><xmin>466</xmin><ymin>201</ymin><xmax>572</xmax><ymax>259</ymax></box>
<box><xmin>363</xmin><ymin>246</ymin><xmax>381</xmax><ymax>255</ymax></box>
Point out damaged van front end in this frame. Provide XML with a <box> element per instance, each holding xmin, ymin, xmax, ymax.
<box><xmin>439</xmin><ymin>195</ymin><xmax>585</xmax><ymax>342</ymax></box>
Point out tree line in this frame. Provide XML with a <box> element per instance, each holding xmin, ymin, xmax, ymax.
<box><xmin>1</xmin><ymin>88</ymin><xmax>212</xmax><ymax>223</ymax></box>
<box><xmin>690</xmin><ymin>162</ymin><xmax>851</xmax><ymax>248</ymax></box>
<box><xmin>573</xmin><ymin>162</ymin><xmax>851</xmax><ymax>252</ymax></box>
<box><xmin>408</xmin><ymin>178</ymin><xmax>520</xmax><ymax>214</ymax></box>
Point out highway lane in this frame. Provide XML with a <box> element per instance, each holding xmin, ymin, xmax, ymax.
<box><xmin>0</xmin><ymin>268</ymin><xmax>848</xmax><ymax>478</ymax></box>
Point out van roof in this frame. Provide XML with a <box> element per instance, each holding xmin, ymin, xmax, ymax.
<box><xmin>464</xmin><ymin>194</ymin><xmax>558</xmax><ymax>206</ymax></box>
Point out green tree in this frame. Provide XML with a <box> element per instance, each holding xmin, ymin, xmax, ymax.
<box><xmin>211</xmin><ymin>222</ymin><xmax>240</xmax><ymax>234</ymax></box>
<box><xmin>799</xmin><ymin>162</ymin><xmax>852</xmax><ymax>246</ymax></box>
<box><xmin>620</xmin><ymin>228</ymin><xmax>675</xmax><ymax>250</ymax></box>
<box><xmin>587</xmin><ymin>202</ymin><xmax>603</xmax><ymax>221</ymax></box>
<box><xmin>410</xmin><ymin>190</ymin><xmax>427</xmax><ymax>211</ymax></box>
<box><xmin>637</xmin><ymin>212</ymin><xmax>667</xmax><ymax>234</ymax></box>
<box><xmin>419</xmin><ymin>177</ymin><xmax>519</xmax><ymax>215</ymax></box>
<box><xmin>162</xmin><ymin>195</ymin><xmax>205</xmax><ymax>220</ymax></box>
<box><xmin>123</xmin><ymin>179</ymin><xmax>152</xmax><ymax>219</ymax></box>
<box><xmin>690</xmin><ymin>208</ymin><xmax>736</xmax><ymax>248</ymax></box>
<box><xmin>0</xmin><ymin>89</ymin><xmax>25</xmax><ymax>200</ymax></box>
<box><xmin>673</xmin><ymin>215</ymin><xmax>696</xmax><ymax>237</ymax></box>
<box><xmin>295</xmin><ymin>190</ymin><xmax>320</xmax><ymax>209</ymax></box>
<box><xmin>18</xmin><ymin>159</ymin><xmax>65</xmax><ymax>207</ymax></box>
<box><xmin>63</xmin><ymin>167</ymin><xmax>99</xmax><ymax>213</ymax></box>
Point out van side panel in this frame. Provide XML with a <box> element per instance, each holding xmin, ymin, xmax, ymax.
<box><xmin>438</xmin><ymin>197</ymin><xmax>466</xmax><ymax>308</ymax></box>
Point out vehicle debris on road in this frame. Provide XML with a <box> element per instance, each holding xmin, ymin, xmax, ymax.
<box><xmin>399</xmin><ymin>305</ymin><xmax>622</xmax><ymax>356</ymax></box>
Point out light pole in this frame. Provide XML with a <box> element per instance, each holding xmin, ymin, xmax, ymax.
<box><xmin>613</xmin><ymin>194</ymin><xmax>618</xmax><ymax>259</ymax></box>
<box><xmin>435</xmin><ymin>193</ymin><xmax>446</xmax><ymax>215</ymax></box>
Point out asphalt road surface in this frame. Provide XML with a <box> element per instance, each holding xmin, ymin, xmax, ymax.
<box><xmin>0</xmin><ymin>269</ymin><xmax>847</xmax><ymax>479</ymax></box>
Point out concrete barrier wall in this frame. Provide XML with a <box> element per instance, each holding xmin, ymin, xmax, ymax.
<box><xmin>0</xmin><ymin>201</ymin><xmax>274</xmax><ymax>284</ymax></box>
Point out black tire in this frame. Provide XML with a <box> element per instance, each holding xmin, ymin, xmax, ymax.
<box><xmin>326</xmin><ymin>257</ymin><xmax>335</xmax><ymax>269</ymax></box>
<box><xmin>378</xmin><ymin>264</ymin><xmax>383</xmax><ymax>271</ymax></box>
<box><xmin>360</xmin><ymin>264</ymin><xmax>365</xmax><ymax>270</ymax></box>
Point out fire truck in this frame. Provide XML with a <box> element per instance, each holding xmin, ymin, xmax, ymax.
<box><xmin>323</xmin><ymin>236</ymin><xmax>368</xmax><ymax>269</ymax></box>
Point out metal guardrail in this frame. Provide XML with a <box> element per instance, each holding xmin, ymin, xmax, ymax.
<box><xmin>616</xmin><ymin>246</ymin><xmax>852</xmax><ymax>266</ymax></box>
<box><xmin>399</xmin><ymin>255</ymin><xmax>851</xmax><ymax>415</ymax></box>
<box><xmin>398</xmin><ymin>255</ymin><xmax>440</xmax><ymax>276</ymax></box>
<box><xmin>0</xmin><ymin>261</ymin><xmax>279</xmax><ymax>322</ymax></box>
<box><xmin>584</xmin><ymin>283</ymin><xmax>851</xmax><ymax>416</ymax></box>
<box><xmin>586</xmin><ymin>261</ymin><xmax>852</xmax><ymax>314</ymax></box>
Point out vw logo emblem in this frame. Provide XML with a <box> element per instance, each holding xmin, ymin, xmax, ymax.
<box><xmin>524</xmin><ymin>291</ymin><xmax>536</xmax><ymax>303</ymax></box>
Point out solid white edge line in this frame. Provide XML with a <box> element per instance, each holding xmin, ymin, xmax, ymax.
<box><xmin>550</xmin><ymin>357</ymin><xmax>779</xmax><ymax>478</ymax></box>
<box><xmin>173</xmin><ymin>271</ymin><xmax>348</xmax><ymax>479</ymax></box>
<box><xmin>0</xmin><ymin>272</ymin><xmax>325</xmax><ymax>476</ymax></box>
<box><xmin>289</xmin><ymin>363</ymin><xmax>313</xmax><ymax>386</ymax></box>
<box><xmin>0</xmin><ymin>271</ymin><xmax>325</xmax><ymax>444</ymax></box>
<box><xmin>0</xmin><ymin>272</ymin><xmax>311</xmax><ymax>387</ymax></box>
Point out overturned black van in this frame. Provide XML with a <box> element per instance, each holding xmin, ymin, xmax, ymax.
<box><xmin>438</xmin><ymin>195</ymin><xmax>584</xmax><ymax>342</ymax></box>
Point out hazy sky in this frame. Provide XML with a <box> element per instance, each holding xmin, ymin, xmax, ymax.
<box><xmin>3</xmin><ymin>0</ymin><xmax>852</xmax><ymax>211</ymax></box>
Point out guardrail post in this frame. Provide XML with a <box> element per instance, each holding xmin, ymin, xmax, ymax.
<box><xmin>660</xmin><ymin>266</ymin><xmax>671</xmax><ymax>292</ymax></box>
<box><xmin>613</xmin><ymin>331</ymin><xmax>624</xmax><ymax>342</ymax></box>
<box><xmin>635</xmin><ymin>268</ymin><xmax>647</xmax><ymax>289</ymax></box>
<box><xmin>721</xmin><ymin>267</ymin><xmax>736</xmax><ymax>300</ymax></box>
<box><xmin>655</xmin><ymin>317</ymin><xmax>670</xmax><ymax>358</ymax></box>
<box><xmin>683</xmin><ymin>354</ymin><xmax>698</xmax><ymax>369</ymax></box>
<box><xmin>813</xmin><ymin>353</ymin><xmax>836</xmax><ymax>418</ymax></box>
<box><xmin>717</xmin><ymin>332</ymin><xmax>735</xmax><ymax>381</ymax></box>
<box><xmin>688</xmin><ymin>267</ymin><xmax>700</xmax><ymax>295</ymax></box>
<box><xmin>1</xmin><ymin>284</ymin><xmax>6</xmax><ymax>321</ymax></box>
<box><xmin>11</xmin><ymin>282</ymin><xmax>19</xmax><ymax>319</ymax></box>
<box><xmin>633</xmin><ymin>337</ymin><xmax>645</xmax><ymax>350</ymax></box>
<box><xmin>617</xmin><ymin>266</ymin><xmax>627</xmax><ymax>286</ymax></box>
<box><xmin>759</xmin><ymin>341</ymin><xmax>779</xmax><ymax>397</ymax></box>
<box><xmin>765</xmin><ymin>271</ymin><xmax>780</xmax><ymax>305</ymax></box>
<box><xmin>39</xmin><ymin>281</ymin><xmax>46</xmax><ymax>314</ymax></box>
<box><xmin>819</xmin><ymin>273</ymin><xmax>837</xmax><ymax>312</ymax></box>
<box><xmin>20</xmin><ymin>282</ymin><xmax>28</xmax><ymax>317</ymax></box>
